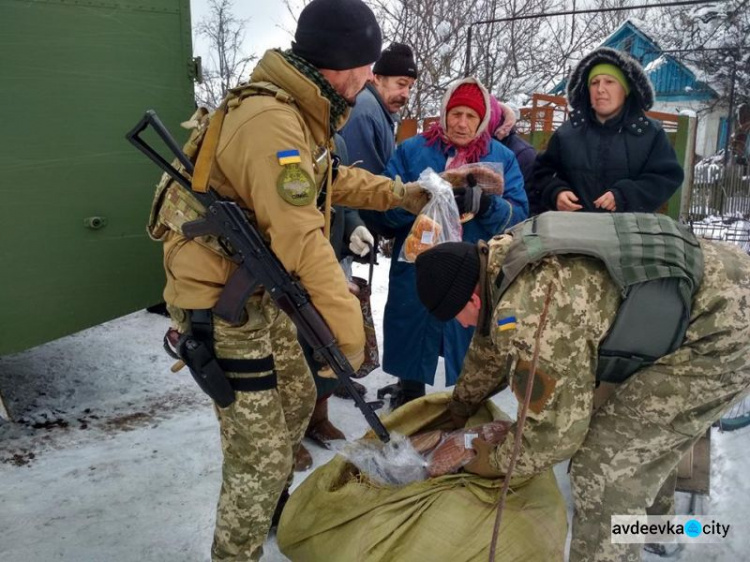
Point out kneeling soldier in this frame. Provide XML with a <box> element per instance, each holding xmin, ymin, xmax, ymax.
<box><xmin>414</xmin><ymin>212</ymin><xmax>750</xmax><ymax>562</ymax></box>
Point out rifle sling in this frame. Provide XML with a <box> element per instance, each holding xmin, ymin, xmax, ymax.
<box><xmin>193</xmin><ymin>103</ymin><xmax>227</xmax><ymax>194</ymax></box>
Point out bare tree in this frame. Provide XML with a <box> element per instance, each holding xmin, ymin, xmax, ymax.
<box><xmin>194</xmin><ymin>0</ymin><xmax>256</xmax><ymax>109</ymax></box>
<box><xmin>654</xmin><ymin>0</ymin><xmax>750</xmax><ymax>112</ymax></box>
<box><xmin>276</xmin><ymin>0</ymin><xmax>650</xmax><ymax>121</ymax></box>
<box><xmin>370</xmin><ymin>0</ymin><xmax>647</xmax><ymax>121</ymax></box>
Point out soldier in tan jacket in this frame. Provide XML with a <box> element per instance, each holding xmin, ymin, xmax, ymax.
<box><xmin>414</xmin><ymin>213</ymin><xmax>750</xmax><ymax>561</ymax></box>
<box><xmin>153</xmin><ymin>0</ymin><xmax>427</xmax><ymax>559</ymax></box>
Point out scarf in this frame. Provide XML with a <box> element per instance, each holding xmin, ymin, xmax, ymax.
<box><xmin>282</xmin><ymin>50</ymin><xmax>348</xmax><ymax>136</ymax></box>
<box><xmin>421</xmin><ymin>122</ymin><xmax>491</xmax><ymax>170</ymax></box>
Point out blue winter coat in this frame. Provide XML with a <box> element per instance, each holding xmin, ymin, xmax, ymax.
<box><xmin>362</xmin><ymin>135</ymin><xmax>528</xmax><ymax>385</ymax></box>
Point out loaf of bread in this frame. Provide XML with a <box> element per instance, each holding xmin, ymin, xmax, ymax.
<box><xmin>411</xmin><ymin>213</ymin><xmax>442</xmax><ymax>240</ymax></box>
<box><xmin>426</xmin><ymin>421</ymin><xmax>512</xmax><ymax>477</ymax></box>
<box><xmin>408</xmin><ymin>430</ymin><xmax>444</xmax><ymax>455</ymax></box>
<box><xmin>440</xmin><ymin>164</ymin><xmax>505</xmax><ymax>196</ymax></box>
<box><xmin>403</xmin><ymin>214</ymin><xmax>442</xmax><ymax>261</ymax></box>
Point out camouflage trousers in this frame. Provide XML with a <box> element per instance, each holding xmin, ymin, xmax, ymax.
<box><xmin>569</xmin><ymin>241</ymin><xmax>750</xmax><ymax>561</ymax></box>
<box><xmin>170</xmin><ymin>292</ymin><xmax>315</xmax><ymax>562</ymax></box>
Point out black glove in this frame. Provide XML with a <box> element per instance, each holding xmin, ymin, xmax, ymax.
<box><xmin>454</xmin><ymin>186</ymin><xmax>492</xmax><ymax>217</ymax></box>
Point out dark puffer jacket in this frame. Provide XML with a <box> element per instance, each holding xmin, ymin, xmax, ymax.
<box><xmin>534</xmin><ymin>47</ymin><xmax>684</xmax><ymax>213</ymax></box>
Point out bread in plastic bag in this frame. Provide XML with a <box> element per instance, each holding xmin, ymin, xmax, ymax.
<box><xmin>335</xmin><ymin>433</ymin><xmax>428</xmax><ymax>486</ymax></box>
<box><xmin>399</xmin><ymin>168</ymin><xmax>462</xmax><ymax>263</ymax></box>
<box><xmin>440</xmin><ymin>162</ymin><xmax>505</xmax><ymax>195</ymax></box>
<box><xmin>426</xmin><ymin>421</ymin><xmax>512</xmax><ymax>477</ymax></box>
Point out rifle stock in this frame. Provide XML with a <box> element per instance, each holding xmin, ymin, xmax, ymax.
<box><xmin>127</xmin><ymin>110</ymin><xmax>390</xmax><ymax>443</ymax></box>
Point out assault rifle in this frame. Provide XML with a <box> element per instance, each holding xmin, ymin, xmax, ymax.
<box><xmin>126</xmin><ymin>110</ymin><xmax>390</xmax><ymax>443</ymax></box>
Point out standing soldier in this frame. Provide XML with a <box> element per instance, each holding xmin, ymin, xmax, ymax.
<box><xmin>413</xmin><ymin>212</ymin><xmax>750</xmax><ymax>561</ymax></box>
<box><xmin>149</xmin><ymin>0</ymin><xmax>428</xmax><ymax>559</ymax></box>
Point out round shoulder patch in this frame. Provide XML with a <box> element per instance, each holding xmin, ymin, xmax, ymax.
<box><xmin>276</xmin><ymin>164</ymin><xmax>316</xmax><ymax>206</ymax></box>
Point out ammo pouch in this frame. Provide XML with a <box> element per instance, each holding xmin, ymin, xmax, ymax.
<box><xmin>178</xmin><ymin>309</ymin><xmax>279</xmax><ymax>407</ymax></box>
<box><xmin>146</xmin><ymin>108</ymin><xmax>230</xmax><ymax>258</ymax></box>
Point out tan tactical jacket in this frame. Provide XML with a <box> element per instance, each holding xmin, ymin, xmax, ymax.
<box><xmin>162</xmin><ymin>50</ymin><xmax>404</xmax><ymax>368</ymax></box>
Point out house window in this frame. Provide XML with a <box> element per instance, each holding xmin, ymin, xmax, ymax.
<box><xmin>623</xmin><ymin>36</ymin><xmax>635</xmax><ymax>55</ymax></box>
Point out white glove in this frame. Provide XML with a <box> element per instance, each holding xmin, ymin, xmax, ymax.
<box><xmin>348</xmin><ymin>225</ymin><xmax>374</xmax><ymax>257</ymax></box>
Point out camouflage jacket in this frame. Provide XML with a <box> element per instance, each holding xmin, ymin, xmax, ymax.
<box><xmin>451</xmin><ymin>237</ymin><xmax>750</xmax><ymax>479</ymax></box>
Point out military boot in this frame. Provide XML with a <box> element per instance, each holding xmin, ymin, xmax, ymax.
<box><xmin>270</xmin><ymin>487</ymin><xmax>290</xmax><ymax>530</ymax></box>
<box><xmin>389</xmin><ymin>379</ymin><xmax>425</xmax><ymax>409</ymax></box>
<box><xmin>305</xmin><ymin>398</ymin><xmax>345</xmax><ymax>448</ymax></box>
<box><xmin>293</xmin><ymin>443</ymin><xmax>312</xmax><ymax>472</ymax></box>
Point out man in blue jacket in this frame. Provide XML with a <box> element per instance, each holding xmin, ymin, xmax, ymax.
<box><xmin>340</xmin><ymin>42</ymin><xmax>418</xmax><ymax>174</ymax></box>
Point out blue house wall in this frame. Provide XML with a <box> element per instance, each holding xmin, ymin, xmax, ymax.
<box><xmin>551</xmin><ymin>21</ymin><xmax>716</xmax><ymax>103</ymax></box>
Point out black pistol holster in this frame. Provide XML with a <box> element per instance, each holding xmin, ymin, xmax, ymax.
<box><xmin>178</xmin><ymin>309</ymin><xmax>236</xmax><ymax>408</ymax></box>
<box><xmin>177</xmin><ymin>309</ymin><xmax>280</xmax><ymax>408</ymax></box>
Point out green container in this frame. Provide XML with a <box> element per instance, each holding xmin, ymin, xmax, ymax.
<box><xmin>0</xmin><ymin>0</ymin><xmax>195</xmax><ymax>355</ymax></box>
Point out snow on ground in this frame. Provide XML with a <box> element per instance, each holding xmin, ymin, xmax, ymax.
<box><xmin>1</xmin><ymin>259</ymin><xmax>748</xmax><ymax>561</ymax></box>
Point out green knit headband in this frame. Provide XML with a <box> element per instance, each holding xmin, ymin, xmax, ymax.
<box><xmin>588</xmin><ymin>63</ymin><xmax>630</xmax><ymax>95</ymax></box>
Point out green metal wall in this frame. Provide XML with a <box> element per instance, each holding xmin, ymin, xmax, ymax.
<box><xmin>0</xmin><ymin>0</ymin><xmax>195</xmax><ymax>355</ymax></box>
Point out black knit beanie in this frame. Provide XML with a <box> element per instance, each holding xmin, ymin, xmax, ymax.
<box><xmin>292</xmin><ymin>0</ymin><xmax>382</xmax><ymax>70</ymax></box>
<box><xmin>415</xmin><ymin>242</ymin><xmax>481</xmax><ymax>322</ymax></box>
<box><xmin>373</xmin><ymin>43</ymin><xmax>418</xmax><ymax>79</ymax></box>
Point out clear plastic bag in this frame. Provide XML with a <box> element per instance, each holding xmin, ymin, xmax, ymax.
<box><xmin>399</xmin><ymin>168</ymin><xmax>462</xmax><ymax>263</ymax></box>
<box><xmin>335</xmin><ymin>420</ymin><xmax>512</xmax><ymax>485</ymax></box>
<box><xmin>336</xmin><ymin>433</ymin><xmax>428</xmax><ymax>486</ymax></box>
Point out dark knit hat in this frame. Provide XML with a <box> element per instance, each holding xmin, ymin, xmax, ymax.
<box><xmin>415</xmin><ymin>242</ymin><xmax>481</xmax><ymax>322</ymax></box>
<box><xmin>373</xmin><ymin>43</ymin><xmax>418</xmax><ymax>79</ymax></box>
<box><xmin>446</xmin><ymin>83</ymin><xmax>486</xmax><ymax>120</ymax></box>
<box><xmin>292</xmin><ymin>0</ymin><xmax>382</xmax><ymax>70</ymax></box>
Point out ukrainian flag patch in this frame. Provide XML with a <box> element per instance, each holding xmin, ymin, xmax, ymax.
<box><xmin>497</xmin><ymin>316</ymin><xmax>517</xmax><ymax>332</ymax></box>
<box><xmin>277</xmin><ymin>149</ymin><xmax>302</xmax><ymax>165</ymax></box>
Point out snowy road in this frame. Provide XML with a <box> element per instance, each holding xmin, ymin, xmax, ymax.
<box><xmin>1</xmin><ymin>260</ymin><xmax>747</xmax><ymax>561</ymax></box>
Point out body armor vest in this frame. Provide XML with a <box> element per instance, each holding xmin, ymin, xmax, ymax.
<box><xmin>496</xmin><ymin>212</ymin><xmax>704</xmax><ymax>383</ymax></box>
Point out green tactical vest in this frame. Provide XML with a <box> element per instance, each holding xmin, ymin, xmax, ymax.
<box><xmin>495</xmin><ymin>212</ymin><xmax>704</xmax><ymax>383</ymax></box>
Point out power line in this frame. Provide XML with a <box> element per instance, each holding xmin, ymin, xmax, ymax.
<box><xmin>473</xmin><ymin>0</ymin><xmax>717</xmax><ymax>25</ymax></box>
<box><xmin>465</xmin><ymin>0</ymin><xmax>718</xmax><ymax>76</ymax></box>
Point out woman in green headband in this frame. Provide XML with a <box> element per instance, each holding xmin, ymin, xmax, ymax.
<box><xmin>532</xmin><ymin>47</ymin><xmax>684</xmax><ymax>215</ymax></box>
<box><xmin>588</xmin><ymin>63</ymin><xmax>630</xmax><ymax>124</ymax></box>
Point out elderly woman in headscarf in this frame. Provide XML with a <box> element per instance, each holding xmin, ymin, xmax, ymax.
<box><xmin>533</xmin><ymin>47</ymin><xmax>684</xmax><ymax>213</ymax></box>
<box><xmin>362</xmin><ymin>77</ymin><xmax>527</xmax><ymax>406</ymax></box>
<box><xmin>488</xmin><ymin>96</ymin><xmax>539</xmax><ymax>214</ymax></box>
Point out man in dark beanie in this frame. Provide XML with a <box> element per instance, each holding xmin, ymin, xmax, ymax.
<box><xmin>292</xmin><ymin>0</ymin><xmax>382</xmax><ymax>76</ymax></box>
<box><xmin>341</xmin><ymin>42</ymin><xmax>418</xmax><ymax>174</ymax></box>
<box><xmin>152</xmin><ymin>0</ymin><xmax>431</xmax><ymax>560</ymax></box>
<box><xmin>415</xmin><ymin>212</ymin><xmax>750</xmax><ymax>562</ymax></box>
<box><xmin>414</xmin><ymin>241</ymin><xmax>480</xmax><ymax>323</ymax></box>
